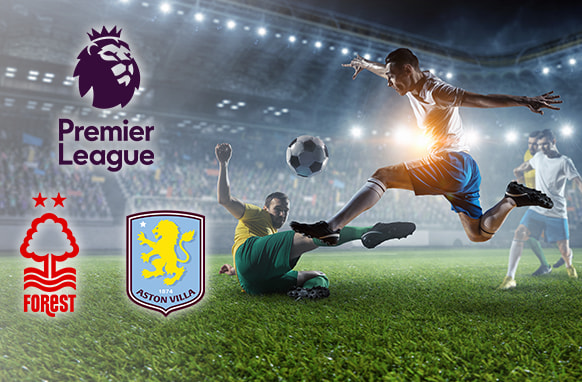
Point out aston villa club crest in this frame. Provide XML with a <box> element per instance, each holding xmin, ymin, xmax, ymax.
<box><xmin>126</xmin><ymin>211</ymin><xmax>205</xmax><ymax>315</ymax></box>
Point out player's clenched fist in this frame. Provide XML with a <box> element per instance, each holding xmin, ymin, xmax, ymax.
<box><xmin>215</xmin><ymin>143</ymin><xmax>232</xmax><ymax>163</ymax></box>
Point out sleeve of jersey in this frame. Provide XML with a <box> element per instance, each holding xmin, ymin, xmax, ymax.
<box><xmin>431</xmin><ymin>81</ymin><xmax>466</xmax><ymax>107</ymax></box>
<box><xmin>239</xmin><ymin>203</ymin><xmax>262</xmax><ymax>222</ymax></box>
<box><xmin>564</xmin><ymin>157</ymin><xmax>582</xmax><ymax>180</ymax></box>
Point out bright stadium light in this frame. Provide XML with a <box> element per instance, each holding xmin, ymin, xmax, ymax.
<box><xmin>505</xmin><ymin>131</ymin><xmax>518</xmax><ymax>143</ymax></box>
<box><xmin>341</xmin><ymin>48</ymin><xmax>349</xmax><ymax>55</ymax></box>
<box><xmin>363</xmin><ymin>54</ymin><xmax>371</xmax><ymax>60</ymax></box>
<box><xmin>159</xmin><ymin>2</ymin><xmax>171</xmax><ymax>13</ymax></box>
<box><xmin>314</xmin><ymin>41</ymin><xmax>322</xmax><ymax>48</ymax></box>
<box><xmin>194</xmin><ymin>12</ymin><xmax>204</xmax><ymax>22</ymax></box>
<box><xmin>542</xmin><ymin>67</ymin><xmax>550</xmax><ymax>75</ymax></box>
<box><xmin>569</xmin><ymin>58</ymin><xmax>577</xmax><ymax>66</ymax></box>
<box><xmin>350</xmin><ymin>126</ymin><xmax>363</xmax><ymax>139</ymax></box>
<box><xmin>257</xmin><ymin>27</ymin><xmax>267</xmax><ymax>36</ymax></box>
<box><xmin>561</xmin><ymin>124</ymin><xmax>574</xmax><ymax>137</ymax></box>
<box><xmin>415</xmin><ymin>132</ymin><xmax>431</xmax><ymax>150</ymax></box>
<box><xmin>394</xmin><ymin>127</ymin><xmax>412</xmax><ymax>144</ymax></box>
<box><xmin>465</xmin><ymin>129</ymin><xmax>480</xmax><ymax>146</ymax></box>
<box><xmin>226</xmin><ymin>20</ymin><xmax>236</xmax><ymax>29</ymax></box>
<box><xmin>446</xmin><ymin>72</ymin><xmax>453</xmax><ymax>79</ymax></box>
<box><xmin>288</xmin><ymin>35</ymin><xmax>296</xmax><ymax>43</ymax></box>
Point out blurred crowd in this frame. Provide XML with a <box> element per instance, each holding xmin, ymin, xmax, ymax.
<box><xmin>2</xmin><ymin>136</ymin><xmax>581</xmax><ymax>232</ymax></box>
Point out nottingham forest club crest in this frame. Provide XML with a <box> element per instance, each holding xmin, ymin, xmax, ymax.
<box><xmin>126</xmin><ymin>211</ymin><xmax>205</xmax><ymax>316</ymax></box>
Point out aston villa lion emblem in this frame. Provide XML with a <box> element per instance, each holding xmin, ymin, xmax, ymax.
<box><xmin>126</xmin><ymin>211</ymin><xmax>205</xmax><ymax>315</ymax></box>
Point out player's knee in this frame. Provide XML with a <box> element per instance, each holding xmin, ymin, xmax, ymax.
<box><xmin>468</xmin><ymin>231</ymin><xmax>490</xmax><ymax>243</ymax></box>
<box><xmin>513</xmin><ymin>225</ymin><xmax>530</xmax><ymax>241</ymax></box>
<box><xmin>371</xmin><ymin>165</ymin><xmax>401</xmax><ymax>188</ymax></box>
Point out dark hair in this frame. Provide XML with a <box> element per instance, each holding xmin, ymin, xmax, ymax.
<box><xmin>529</xmin><ymin>130</ymin><xmax>542</xmax><ymax>139</ymax></box>
<box><xmin>385</xmin><ymin>48</ymin><xmax>420</xmax><ymax>71</ymax></box>
<box><xmin>265</xmin><ymin>192</ymin><xmax>288</xmax><ymax>207</ymax></box>
<box><xmin>539</xmin><ymin>129</ymin><xmax>556</xmax><ymax>142</ymax></box>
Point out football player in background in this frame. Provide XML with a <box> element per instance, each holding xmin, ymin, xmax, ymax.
<box><xmin>498</xmin><ymin>129</ymin><xmax>582</xmax><ymax>289</ymax></box>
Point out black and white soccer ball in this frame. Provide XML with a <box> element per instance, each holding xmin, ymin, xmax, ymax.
<box><xmin>286</xmin><ymin>135</ymin><xmax>329</xmax><ymax>177</ymax></box>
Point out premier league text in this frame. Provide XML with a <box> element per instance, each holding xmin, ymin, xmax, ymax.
<box><xmin>58</xmin><ymin>118</ymin><xmax>155</xmax><ymax>172</ymax></box>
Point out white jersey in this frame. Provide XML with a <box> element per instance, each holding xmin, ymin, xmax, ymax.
<box><xmin>529</xmin><ymin>151</ymin><xmax>581</xmax><ymax>219</ymax></box>
<box><xmin>406</xmin><ymin>71</ymin><xmax>470</xmax><ymax>154</ymax></box>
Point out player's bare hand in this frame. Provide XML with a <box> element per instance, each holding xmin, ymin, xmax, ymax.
<box><xmin>342</xmin><ymin>54</ymin><xmax>366</xmax><ymax>80</ymax></box>
<box><xmin>219</xmin><ymin>264</ymin><xmax>235</xmax><ymax>275</ymax></box>
<box><xmin>215</xmin><ymin>143</ymin><xmax>232</xmax><ymax>163</ymax></box>
<box><xmin>527</xmin><ymin>91</ymin><xmax>562</xmax><ymax>115</ymax></box>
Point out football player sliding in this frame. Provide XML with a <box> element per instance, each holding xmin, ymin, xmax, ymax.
<box><xmin>215</xmin><ymin>143</ymin><xmax>416</xmax><ymax>298</ymax></box>
<box><xmin>291</xmin><ymin>48</ymin><xmax>561</xmax><ymax>245</ymax></box>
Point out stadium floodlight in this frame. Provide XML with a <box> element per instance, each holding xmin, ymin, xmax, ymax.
<box><xmin>561</xmin><ymin>124</ymin><xmax>574</xmax><ymax>137</ymax></box>
<box><xmin>159</xmin><ymin>2</ymin><xmax>171</xmax><ymax>13</ymax></box>
<box><xmin>226</xmin><ymin>20</ymin><xmax>236</xmax><ymax>29</ymax></box>
<box><xmin>350</xmin><ymin>126</ymin><xmax>363</xmax><ymax>139</ymax></box>
<box><xmin>288</xmin><ymin>35</ymin><xmax>296</xmax><ymax>43</ymax></box>
<box><xmin>257</xmin><ymin>27</ymin><xmax>267</xmax><ymax>36</ymax></box>
<box><xmin>505</xmin><ymin>131</ymin><xmax>518</xmax><ymax>143</ymax></box>
<box><xmin>446</xmin><ymin>72</ymin><xmax>453</xmax><ymax>79</ymax></box>
<box><xmin>542</xmin><ymin>67</ymin><xmax>550</xmax><ymax>75</ymax></box>
<box><xmin>569</xmin><ymin>58</ymin><xmax>577</xmax><ymax>66</ymax></box>
<box><xmin>465</xmin><ymin>129</ymin><xmax>480</xmax><ymax>146</ymax></box>
<box><xmin>393</xmin><ymin>126</ymin><xmax>412</xmax><ymax>144</ymax></box>
<box><xmin>341</xmin><ymin>48</ymin><xmax>349</xmax><ymax>55</ymax></box>
<box><xmin>363</xmin><ymin>54</ymin><xmax>371</xmax><ymax>60</ymax></box>
<box><xmin>194</xmin><ymin>12</ymin><xmax>204</xmax><ymax>22</ymax></box>
<box><xmin>314</xmin><ymin>41</ymin><xmax>322</xmax><ymax>48</ymax></box>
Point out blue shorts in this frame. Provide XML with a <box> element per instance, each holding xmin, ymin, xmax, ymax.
<box><xmin>405</xmin><ymin>151</ymin><xmax>483</xmax><ymax>219</ymax></box>
<box><xmin>235</xmin><ymin>230</ymin><xmax>299</xmax><ymax>295</ymax></box>
<box><xmin>520</xmin><ymin>209</ymin><xmax>569</xmax><ymax>242</ymax></box>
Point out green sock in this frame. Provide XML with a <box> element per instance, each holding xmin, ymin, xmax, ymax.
<box><xmin>529</xmin><ymin>237</ymin><xmax>549</xmax><ymax>267</ymax></box>
<box><xmin>302</xmin><ymin>274</ymin><xmax>329</xmax><ymax>289</ymax></box>
<box><xmin>312</xmin><ymin>226</ymin><xmax>371</xmax><ymax>247</ymax></box>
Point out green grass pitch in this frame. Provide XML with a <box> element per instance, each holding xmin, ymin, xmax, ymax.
<box><xmin>1</xmin><ymin>247</ymin><xmax>582</xmax><ymax>381</ymax></box>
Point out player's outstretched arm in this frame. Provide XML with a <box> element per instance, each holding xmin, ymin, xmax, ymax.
<box><xmin>461</xmin><ymin>91</ymin><xmax>562</xmax><ymax>115</ymax></box>
<box><xmin>216</xmin><ymin>143</ymin><xmax>245</xmax><ymax>219</ymax></box>
<box><xmin>342</xmin><ymin>54</ymin><xmax>388</xmax><ymax>80</ymax></box>
<box><xmin>513</xmin><ymin>161</ymin><xmax>533</xmax><ymax>184</ymax></box>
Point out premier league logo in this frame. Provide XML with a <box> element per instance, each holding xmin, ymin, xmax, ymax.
<box><xmin>74</xmin><ymin>26</ymin><xmax>140</xmax><ymax>109</ymax></box>
<box><xmin>126</xmin><ymin>211</ymin><xmax>205</xmax><ymax>316</ymax></box>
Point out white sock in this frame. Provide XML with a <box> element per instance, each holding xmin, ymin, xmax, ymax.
<box><xmin>329</xmin><ymin>178</ymin><xmax>386</xmax><ymax>229</ymax></box>
<box><xmin>507</xmin><ymin>240</ymin><xmax>524</xmax><ymax>278</ymax></box>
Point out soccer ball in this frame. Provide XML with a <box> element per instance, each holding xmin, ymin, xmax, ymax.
<box><xmin>286</xmin><ymin>135</ymin><xmax>329</xmax><ymax>177</ymax></box>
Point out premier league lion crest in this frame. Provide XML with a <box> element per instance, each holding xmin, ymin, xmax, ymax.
<box><xmin>74</xmin><ymin>26</ymin><xmax>140</xmax><ymax>109</ymax></box>
<box><xmin>126</xmin><ymin>211</ymin><xmax>205</xmax><ymax>316</ymax></box>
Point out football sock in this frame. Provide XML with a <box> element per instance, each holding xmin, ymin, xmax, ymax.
<box><xmin>507</xmin><ymin>240</ymin><xmax>524</xmax><ymax>278</ymax></box>
<box><xmin>302</xmin><ymin>274</ymin><xmax>329</xmax><ymax>289</ymax></box>
<box><xmin>528</xmin><ymin>237</ymin><xmax>549</xmax><ymax>267</ymax></box>
<box><xmin>328</xmin><ymin>178</ymin><xmax>386</xmax><ymax>229</ymax></box>
<box><xmin>313</xmin><ymin>226</ymin><xmax>371</xmax><ymax>247</ymax></box>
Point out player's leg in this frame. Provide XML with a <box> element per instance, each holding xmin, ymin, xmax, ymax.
<box><xmin>328</xmin><ymin>163</ymin><xmax>413</xmax><ymax>231</ymax></box>
<box><xmin>460</xmin><ymin>182</ymin><xmax>553</xmax><ymax>242</ymax></box>
<box><xmin>539</xmin><ymin>215</ymin><xmax>576</xmax><ymax>278</ymax></box>
<box><xmin>556</xmin><ymin>241</ymin><xmax>577</xmax><ymax>279</ymax></box>
<box><xmin>529</xmin><ymin>237</ymin><xmax>551</xmax><ymax>276</ymax></box>
<box><xmin>290</xmin><ymin>163</ymin><xmax>413</xmax><ymax>244</ymax></box>
<box><xmin>289</xmin><ymin>223</ymin><xmax>416</xmax><ymax>259</ymax></box>
<box><xmin>497</xmin><ymin>224</ymin><xmax>530</xmax><ymax>290</ymax></box>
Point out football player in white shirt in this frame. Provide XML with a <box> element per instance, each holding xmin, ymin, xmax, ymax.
<box><xmin>291</xmin><ymin>48</ymin><xmax>560</xmax><ymax>246</ymax></box>
<box><xmin>499</xmin><ymin>129</ymin><xmax>582</xmax><ymax>289</ymax></box>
